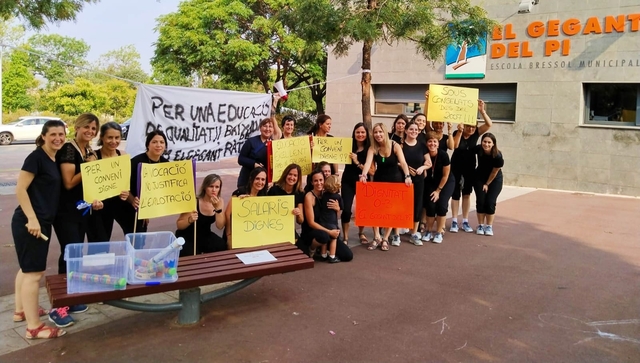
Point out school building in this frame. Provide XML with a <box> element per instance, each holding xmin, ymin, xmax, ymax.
<box><xmin>325</xmin><ymin>0</ymin><xmax>640</xmax><ymax>197</ymax></box>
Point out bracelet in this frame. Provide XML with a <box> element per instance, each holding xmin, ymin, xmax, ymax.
<box><xmin>215</xmin><ymin>209</ymin><xmax>223</xmax><ymax>213</ymax></box>
<box><xmin>405</xmin><ymin>175</ymin><xmax>411</xmax><ymax>179</ymax></box>
<box><xmin>437</xmin><ymin>187</ymin><xmax>442</xmax><ymax>191</ymax></box>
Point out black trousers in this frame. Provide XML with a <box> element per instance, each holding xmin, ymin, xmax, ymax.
<box><xmin>474</xmin><ymin>176</ymin><xmax>503</xmax><ymax>215</ymax></box>
<box><xmin>53</xmin><ymin>212</ymin><xmax>89</xmax><ymax>274</ymax></box>
<box><xmin>411</xmin><ymin>174</ymin><xmax>425</xmax><ymax>222</ymax></box>
<box><xmin>423</xmin><ymin>174</ymin><xmax>455</xmax><ymax>217</ymax></box>
<box><xmin>340</xmin><ymin>179</ymin><xmax>356</xmax><ymax>224</ymax></box>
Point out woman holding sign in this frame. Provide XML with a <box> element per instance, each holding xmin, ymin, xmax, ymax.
<box><xmin>360</xmin><ymin>123</ymin><xmax>412</xmax><ymax>251</ymax></box>
<box><xmin>13</xmin><ymin>120</ymin><xmax>67</xmax><ymax>339</ymax></box>
<box><xmin>176</xmin><ymin>174</ymin><xmax>226</xmax><ymax>256</ymax></box>
<box><xmin>307</xmin><ymin>115</ymin><xmax>338</xmax><ymax>175</ymax></box>
<box><xmin>341</xmin><ymin>123</ymin><xmax>371</xmax><ymax>245</ymax></box>
<box><xmin>237</xmin><ymin>118</ymin><xmax>277</xmax><ymax>188</ymax></box>
<box><xmin>280</xmin><ymin>115</ymin><xmax>297</xmax><ymax>139</ymax></box>
<box><xmin>224</xmin><ymin>167</ymin><xmax>269</xmax><ymax>248</ymax></box>
<box><xmin>123</xmin><ymin>130</ymin><xmax>169</xmax><ymax>235</ymax></box>
<box><xmin>449</xmin><ymin>100</ymin><xmax>492</xmax><ymax>234</ymax></box>
<box><xmin>268</xmin><ymin>164</ymin><xmax>304</xmax><ymax>224</ymax></box>
<box><xmin>91</xmin><ymin>122</ymin><xmax>130</xmax><ymax>242</ymax></box>
<box><xmin>422</xmin><ymin>132</ymin><xmax>455</xmax><ymax>244</ymax></box>
<box><xmin>51</xmin><ymin>113</ymin><xmax>105</xmax><ymax>326</ymax></box>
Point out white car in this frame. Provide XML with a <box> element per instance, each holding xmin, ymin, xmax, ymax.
<box><xmin>0</xmin><ymin>116</ymin><xmax>66</xmax><ymax>145</ymax></box>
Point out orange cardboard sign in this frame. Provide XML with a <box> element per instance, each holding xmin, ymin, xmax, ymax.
<box><xmin>355</xmin><ymin>182</ymin><xmax>413</xmax><ymax>229</ymax></box>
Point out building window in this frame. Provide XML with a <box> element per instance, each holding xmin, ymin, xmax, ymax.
<box><xmin>374</xmin><ymin>83</ymin><xmax>517</xmax><ymax>121</ymax></box>
<box><xmin>584</xmin><ymin>83</ymin><xmax>640</xmax><ymax>127</ymax></box>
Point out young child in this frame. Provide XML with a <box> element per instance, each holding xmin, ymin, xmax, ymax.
<box><xmin>318</xmin><ymin>175</ymin><xmax>343</xmax><ymax>263</ymax></box>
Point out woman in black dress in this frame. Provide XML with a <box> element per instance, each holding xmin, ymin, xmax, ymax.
<box><xmin>341</xmin><ymin>123</ymin><xmax>371</xmax><ymax>245</ymax></box>
<box><xmin>473</xmin><ymin>133</ymin><xmax>504</xmax><ymax>237</ymax></box>
<box><xmin>360</xmin><ymin>123</ymin><xmax>412</xmax><ymax>251</ymax></box>
<box><xmin>176</xmin><ymin>174</ymin><xmax>226</xmax><ymax>256</ymax></box>
<box><xmin>402</xmin><ymin>121</ymin><xmax>432</xmax><ymax>246</ymax></box>
<box><xmin>422</xmin><ymin>132</ymin><xmax>455</xmax><ymax>245</ymax></box>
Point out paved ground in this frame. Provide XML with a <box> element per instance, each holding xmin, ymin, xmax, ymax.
<box><xmin>1</xmin><ymin>153</ymin><xmax>640</xmax><ymax>362</ymax></box>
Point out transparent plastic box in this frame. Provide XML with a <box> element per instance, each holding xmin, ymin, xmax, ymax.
<box><xmin>125</xmin><ymin>232</ymin><xmax>180</xmax><ymax>285</ymax></box>
<box><xmin>64</xmin><ymin>242</ymin><xmax>129</xmax><ymax>294</ymax></box>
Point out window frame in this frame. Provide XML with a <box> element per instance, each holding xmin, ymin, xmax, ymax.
<box><xmin>583</xmin><ymin>83</ymin><xmax>640</xmax><ymax>128</ymax></box>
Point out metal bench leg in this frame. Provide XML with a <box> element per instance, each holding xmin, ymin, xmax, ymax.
<box><xmin>178</xmin><ymin>288</ymin><xmax>201</xmax><ymax>325</ymax></box>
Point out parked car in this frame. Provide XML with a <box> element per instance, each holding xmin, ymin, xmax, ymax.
<box><xmin>121</xmin><ymin>119</ymin><xmax>131</xmax><ymax>140</ymax></box>
<box><xmin>0</xmin><ymin>116</ymin><xmax>66</xmax><ymax>145</ymax></box>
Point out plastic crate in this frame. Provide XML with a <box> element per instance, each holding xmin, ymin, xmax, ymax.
<box><xmin>125</xmin><ymin>232</ymin><xmax>180</xmax><ymax>285</ymax></box>
<box><xmin>64</xmin><ymin>242</ymin><xmax>129</xmax><ymax>294</ymax></box>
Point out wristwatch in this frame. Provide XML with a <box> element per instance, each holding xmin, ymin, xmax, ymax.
<box><xmin>405</xmin><ymin>175</ymin><xmax>411</xmax><ymax>179</ymax></box>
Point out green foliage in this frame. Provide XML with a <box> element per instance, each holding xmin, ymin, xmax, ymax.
<box><xmin>27</xmin><ymin>33</ymin><xmax>90</xmax><ymax>87</ymax></box>
<box><xmin>152</xmin><ymin>0</ymin><xmax>327</xmax><ymax>113</ymax></box>
<box><xmin>91</xmin><ymin>45</ymin><xmax>148</xmax><ymax>84</ymax></box>
<box><xmin>2</xmin><ymin>49</ymin><xmax>38</xmax><ymax>112</ymax></box>
<box><xmin>41</xmin><ymin>77</ymin><xmax>106</xmax><ymax>115</ymax></box>
<box><xmin>0</xmin><ymin>0</ymin><xmax>99</xmax><ymax>30</ymax></box>
<box><xmin>0</xmin><ymin>18</ymin><xmax>25</xmax><ymax>46</ymax></box>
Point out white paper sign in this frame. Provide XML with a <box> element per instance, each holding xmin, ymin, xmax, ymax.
<box><xmin>235</xmin><ymin>250</ymin><xmax>277</xmax><ymax>265</ymax></box>
<box><xmin>82</xmin><ymin>253</ymin><xmax>116</xmax><ymax>267</ymax></box>
<box><xmin>125</xmin><ymin>84</ymin><xmax>273</xmax><ymax>162</ymax></box>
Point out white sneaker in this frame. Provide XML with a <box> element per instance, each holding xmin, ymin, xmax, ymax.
<box><xmin>391</xmin><ymin>234</ymin><xmax>401</xmax><ymax>246</ymax></box>
<box><xmin>433</xmin><ymin>233</ymin><xmax>443</xmax><ymax>244</ymax></box>
<box><xmin>449</xmin><ymin>221</ymin><xmax>459</xmax><ymax>233</ymax></box>
<box><xmin>410</xmin><ymin>233</ymin><xmax>423</xmax><ymax>246</ymax></box>
<box><xmin>421</xmin><ymin>232</ymin><xmax>433</xmax><ymax>242</ymax></box>
<box><xmin>476</xmin><ymin>225</ymin><xmax>485</xmax><ymax>235</ymax></box>
<box><xmin>484</xmin><ymin>225</ymin><xmax>494</xmax><ymax>236</ymax></box>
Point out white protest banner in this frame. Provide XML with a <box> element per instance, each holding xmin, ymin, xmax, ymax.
<box><xmin>125</xmin><ymin>84</ymin><xmax>273</xmax><ymax>162</ymax></box>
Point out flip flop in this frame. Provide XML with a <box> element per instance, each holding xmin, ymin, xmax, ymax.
<box><xmin>358</xmin><ymin>233</ymin><xmax>369</xmax><ymax>245</ymax></box>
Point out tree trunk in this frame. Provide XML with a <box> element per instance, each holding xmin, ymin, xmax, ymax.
<box><xmin>361</xmin><ymin>39</ymin><xmax>373</xmax><ymax>130</ymax></box>
<box><xmin>310</xmin><ymin>83</ymin><xmax>326</xmax><ymax>115</ymax></box>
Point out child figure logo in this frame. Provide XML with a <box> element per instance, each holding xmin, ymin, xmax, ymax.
<box><xmin>445</xmin><ymin>23</ymin><xmax>487</xmax><ymax>79</ymax></box>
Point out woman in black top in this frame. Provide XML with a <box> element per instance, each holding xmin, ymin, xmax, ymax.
<box><xmin>473</xmin><ymin>133</ymin><xmax>504</xmax><ymax>237</ymax></box>
<box><xmin>411</xmin><ymin>113</ymin><xmax>428</xmax><ymax>145</ymax></box>
<box><xmin>53</xmin><ymin>113</ymin><xmax>105</xmax><ymax>274</ymax></box>
<box><xmin>389</xmin><ymin>114</ymin><xmax>408</xmax><ymax>144</ymax></box>
<box><xmin>308</xmin><ymin>114</ymin><xmax>338</xmax><ymax>175</ymax></box>
<box><xmin>298</xmin><ymin>170</ymin><xmax>353</xmax><ymax>262</ymax></box>
<box><xmin>423</xmin><ymin>90</ymin><xmax>454</xmax><ymax>152</ymax></box>
<box><xmin>176</xmin><ymin>174</ymin><xmax>226</xmax><ymax>256</ymax></box>
<box><xmin>360</xmin><ymin>123</ymin><xmax>412</xmax><ymax>251</ymax></box>
<box><xmin>224</xmin><ymin>167</ymin><xmax>268</xmax><ymax>248</ymax></box>
<box><xmin>341</xmin><ymin>123</ymin><xmax>371</xmax><ymax>245</ymax></box>
<box><xmin>267</xmin><ymin>163</ymin><xmax>305</xmax><ymax>225</ymax></box>
<box><xmin>422</xmin><ymin>132</ymin><xmax>455</xmax><ymax>245</ymax></box>
<box><xmin>402</xmin><ymin>121</ymin><xmax>432</xmax><ymax>246</ymax></box>
<box><xmin>13</xmin><ymin>120</ymin><xmax>67</xmax><ymax>339</ymax></box>
<box><xmin>123</xmin><ymin>130</ymin><xmax>170</xmax><ymax>235</ymax></box>
<box><xmin>450</xmin><ymin>100</ymin><xmax>493</xmax><ymax>233</ymax></box>
<box><xmin>92</xmin><ymin>122</ymin><xmax>130</xmax><ymax>244</ymax></box>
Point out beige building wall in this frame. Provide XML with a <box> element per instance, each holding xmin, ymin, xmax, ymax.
<box><xmin>326</xmin><ymin>0</ymin><xmax>640</xmax><ymax>196</ymax></box>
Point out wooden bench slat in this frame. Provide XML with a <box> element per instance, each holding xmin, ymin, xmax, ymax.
<box><xmin>46</xmin><ymin>244</ymin><xmax>313</xmax><ymax>308</ymax></box>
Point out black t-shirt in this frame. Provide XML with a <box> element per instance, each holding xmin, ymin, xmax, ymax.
<box><xmin>130</xmin><ymin>152</ymin><xmax>169</xmax><ymax>197</ymax></box>
<box><xmin>402</xmin><ymin>141</ymin><xmax>428</xmax><ymax>169</ymax></box>
<box><xmin>267</xmin><ymin>184</ymin><xmax>304</xmax><ymax>206</ymax></box>
<box><xmin>56</xmin><ymin>142</ymin><xmax>85</xmax><ymax>216</ymax></box>
<box><xmin>15</xmin><ymin>148</ymin><xmax>61</xmax><ymax>223</ymax></box>
<box><xmin>474</xmin><ymin>146</ymin><xmax>505</xmax><ymax>183</ymax></box>
<box><xmin>389</xmin><ymin>132</ymin><xmax>403</xmax><ymax>144</ymax></box>
<box><xmin>438</xmin><ymin>134</ymin><xmax>450</xmax><ymax>152</ymax></box>
<box><xmin>451</xmin><ymin>129</ymin><xmax>480</xmax><ymax>169</ymax></box>
<box><xmin>319</xmin><ymin>192</ymin><xmax>342</xmax><ymax>228</ymax></box>
<box><xmin>426</xmin><ymin>150</ymin><xmax>451</xmax><ymax>185</ymax></box>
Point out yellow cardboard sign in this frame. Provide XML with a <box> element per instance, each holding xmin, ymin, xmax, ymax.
<box><xmin>231</xmin><ymin>195</ymin><xmax>295</xmax><ymax>248</ymax></box>
<box><xmin>81</xmin><ymin>155</ymin><xmax>131</xmax><ymax>202</ymax></box>
<box><xmin>312</xmin><ymin>137</ymin><xmax>352</xmax><ymax>164</ymax></box>
<box><xmin>138</xmin><ymin>160</ymin><xmax>195</xmax><ymax>219</ymax></box>
<box><xmin>271</xmin><ymin>136</ymin><xmax>312</xmax><ymax>180</ymax></box>
<box><xmin>427</xmin><ymin>84</ymin><xmax>479</xmax><ymax>125</ymax></box>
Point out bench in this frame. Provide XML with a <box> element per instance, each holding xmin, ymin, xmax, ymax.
<box><xmin>46</xmin><ymin>242</ymin><xmax>313</xmax><ymax>325</ymax></box>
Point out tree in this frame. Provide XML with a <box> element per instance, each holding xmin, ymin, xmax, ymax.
<box><xmin>101</xmin><ymin>78</ymin><xmax>136</xmax><ymax>119</ymax></box>
<box><xmin>93</xmin><ymin>45</ymin><xmax>148</xmax><ymax>84</ymax></box>
<box><xmin>152</xmin><ymin>0</ymin><xmax>327</xmax><ymax>112</ymax></box>
<box><xmin>27</xmin><ymin>33</ymin><xmax>90</xmax><ymax>87</ymax></box>
<box><xmin>41</xmin><ymin>77</ymin><xmax>106</xmax><ymax>115</ymax></box>
<box><xmin>2</xmin><ymin>49</ymin><xmax>37</xmax><ymax>112</ymax></box>
<box><xmin>0</xmin><ymin>18</ymin><xmax>25</xmax><ymax>47</ymax></box>
<box><xmin>0</xmin><ymin>0</ymin><xmax>99</xmax><ymax>30</ymax></box>
<box><xmin>284</xmin><ymin>0</ymin><xmax>496</xmax><ymax>128</ymax></box>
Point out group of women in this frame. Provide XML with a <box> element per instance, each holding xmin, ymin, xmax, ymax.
<box><xmin>11</xmin><ymin>92</ymin><xmax>504</xmax><ymax>340</ymax></box>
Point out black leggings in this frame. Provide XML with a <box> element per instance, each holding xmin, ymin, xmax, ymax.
<box><xmin>423</xmin><ymin>174</ymin><xmax>455</xmax><ymax>217</ymax></box>
<box><xmin>53</xmin><ymin>213</ymin><xmax>89</xmax><ymax>274</ymax></box>
<box><xmin>340</xmin><ymin>180</ymin><xmax>356</xmax><ymax>224</ymax></box>
<box><xmin>411</xmin><ymin>174</ymin><xmax>425</xmax><ymax>222</ymax></box>
<box><xmin>474</xmin><ymin>176</ymin><xmax>503</xmax><ymax>215</ymax></box>
<box><xmin>296</xmin><ymin>229</ymin><xmax>353</xmax><ymax>262</ymax></box>
<box><xmin>451</xmin><ymin>167</ymin><xmax>474</xmax><ymax>200</ymax></box>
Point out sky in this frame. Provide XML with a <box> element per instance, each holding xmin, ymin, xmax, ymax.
<box><xmin>27</xmin><ymin>0</ymin><xmax>181</xmax><ymax>74</ymax></box>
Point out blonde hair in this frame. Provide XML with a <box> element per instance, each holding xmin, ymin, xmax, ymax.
<box><xmin>324</xmin><ymin>175</ymin><xmax>341</xmax><ymax>194</ymax></box>
<box><xmin>74</xmin><ymin>113</ymin><xmax>100</xmax><ymax>138</ymax></box>
<box><xmin>371</xmin><ymin>122</ymin><xmax>391</xmax><ymax>155</ymax></box>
